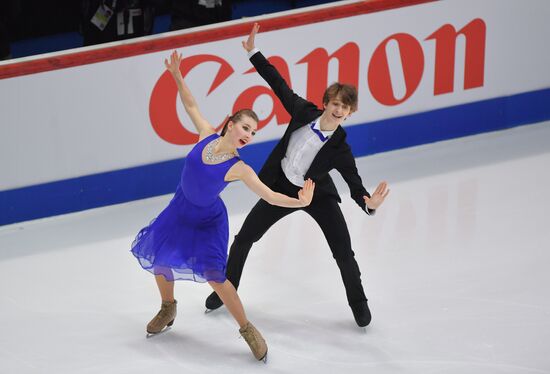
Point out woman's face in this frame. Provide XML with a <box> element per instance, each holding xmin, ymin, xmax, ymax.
<box><xmin>227</xmin><ymin>115</ymin><xmax>257</xmax><ymax>148</ymax></box>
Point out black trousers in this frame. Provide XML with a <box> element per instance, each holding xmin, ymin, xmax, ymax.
<box><xmin>225</xmin><ymin>174</ymin><xmax>367</xmax><ymax>306</ymax></box>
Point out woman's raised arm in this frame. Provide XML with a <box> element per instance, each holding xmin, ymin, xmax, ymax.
<box><xmin>165</xmin><ymin>51</ymin><xmax>216</xmax><ymax>140</ymax></box>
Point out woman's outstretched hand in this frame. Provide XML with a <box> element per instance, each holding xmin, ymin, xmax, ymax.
<box><xmin>242</xmin><ymin>22</ymin><xmax>260</xmax><ymax>52</ymax></box>
<box><xmin>298</xmin><ymin>179</ymin><xmax>315</xmax><ymax>207</ymax></box>
<box><xmin>164</xmin><ymin>50</ymin><xmax>183</xmax><ymax>77</ymax></box>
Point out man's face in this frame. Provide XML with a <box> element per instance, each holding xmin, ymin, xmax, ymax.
<box><xmin>323</xmin><ymin>96</ymin><xmax>352</xmax><ymax>125</ymax></box>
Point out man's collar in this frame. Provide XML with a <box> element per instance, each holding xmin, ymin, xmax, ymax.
<box><xmin>313</xmin><ymin>118</ymin><xmax>336</xmax><ymax>138</ymax></box>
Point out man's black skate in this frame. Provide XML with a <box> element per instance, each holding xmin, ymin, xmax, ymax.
<box><xmin>204</xmin><ymin>291</ymin><xmax>223</xmax><ymax>313</ymax></box>
<box><xmin>350</xmin><ymin>300</ymin><xmax>371</xmax><ymax>328</ymax></box>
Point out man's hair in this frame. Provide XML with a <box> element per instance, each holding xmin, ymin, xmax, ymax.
<box><xmin>221</xmin><ymin>109</ymin><xmax>259</xmax><ymax>136</ymax></box>
<box><xmin>322</xmin><ymin>83</ymin><xmax>358</xmax><ymax>112</ymax></box>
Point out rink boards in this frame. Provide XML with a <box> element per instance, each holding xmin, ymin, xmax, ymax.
<box><xmin>1</xmin><ymin>0</ymin><xmax>549</xmax><ymax>225</ymax></box>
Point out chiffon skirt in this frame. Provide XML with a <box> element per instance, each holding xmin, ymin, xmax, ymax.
<box><xmin>131</xmin><ymin>188</ymin><xmax>228</xmax><ymax>283</ymax></box>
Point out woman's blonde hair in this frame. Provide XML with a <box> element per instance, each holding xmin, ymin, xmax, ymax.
<box><xmin>221</xmin><ymin>109</ymin><xmax>259</xmax><ymax>136</ymax></box>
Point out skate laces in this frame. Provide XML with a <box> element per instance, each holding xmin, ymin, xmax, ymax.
<box><xmin>240</xmin><ymin>324</ymin><xmax>260</xmax><ymax>347</ymax></box>
<box><xmin>155</xmin><ymin>302</ymin><xmax>174</xmax><ymax>321</ymax></box>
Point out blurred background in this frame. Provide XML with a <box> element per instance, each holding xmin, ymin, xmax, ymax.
<box><xmin>0</xmin><ymin>0</ymin><xmax>338</xmax><ymax>60</ymax></box>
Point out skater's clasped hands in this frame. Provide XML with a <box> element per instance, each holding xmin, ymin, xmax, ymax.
<box><xmin>298</xmin><ymin>179</ymin><xmax>315</xmax><ymax>207</ymax></box>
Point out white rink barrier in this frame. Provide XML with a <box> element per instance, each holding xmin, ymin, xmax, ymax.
<box><xmin>1</xmin><ymin>0</ymin><xmax>549</xmax><ymax>225</ymax></box>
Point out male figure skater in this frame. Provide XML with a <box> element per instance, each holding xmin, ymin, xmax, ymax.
<box><xmin>205</xmin><ymin>23</ymin><xmax>390</xmax><ymax>327</ymax></box>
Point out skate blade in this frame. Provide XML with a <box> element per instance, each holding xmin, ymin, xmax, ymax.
<box><xmin>204</xmin><ymin>304</ymin><xmax>224</xmax><ymax>314</ymax></box>
<box><xmin>261</xmin><ymin>352</ymin><xmax>268</xmax><ymax>364</ymax></box>
<box><xmin>145</xmin><ymin>326</ymin><xmax>172</xmax><ymax>339</ymax></box>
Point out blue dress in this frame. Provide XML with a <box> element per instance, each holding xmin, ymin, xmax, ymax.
<box><xmin>131</xmin><ymin>133</ymin><xmax>240</xmax><ymax>283</ymax></box>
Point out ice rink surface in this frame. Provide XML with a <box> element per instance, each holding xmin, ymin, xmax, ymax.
<box><xmin>1</xmin><ymin>121</ymin><xmax>549</xmax><ymax>374</ymax></box>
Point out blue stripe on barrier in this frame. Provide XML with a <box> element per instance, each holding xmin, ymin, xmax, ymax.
<box><xmin>345</xmin><ymin>88</ymin><xmax>550</xmax><ymax>156</ymax></box>
<box><xmin>2</xmin><ymin>87</ymin><xmax>550</xmax><ymax>226</ymax></box>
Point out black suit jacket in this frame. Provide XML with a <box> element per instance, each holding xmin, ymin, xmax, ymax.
<box><xmin>250</xmin><ymin>52</ymin><xmax>373</xmax><ymax>214</ymax></box>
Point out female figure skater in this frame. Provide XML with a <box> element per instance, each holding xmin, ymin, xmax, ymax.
<box><xmin>131</xmin><ymin>51</ymin><xmax>315</xmax><ymax>362</ymax></box>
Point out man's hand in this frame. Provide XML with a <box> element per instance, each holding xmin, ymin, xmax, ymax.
<box><xmin>242</xmin><ymin>22</ymin><xmax>260</xmax><ymax>52</ymax></box>
<box><xmin>363</xmin><ymin>181</ymin><xmax>390</xmax><ymax>210</ymax></box>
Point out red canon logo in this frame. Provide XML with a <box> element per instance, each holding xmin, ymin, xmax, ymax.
<box><xmin>150</xmin><ymin>18</ymin><xmax>486</xmax><ymax>145</ymax></box>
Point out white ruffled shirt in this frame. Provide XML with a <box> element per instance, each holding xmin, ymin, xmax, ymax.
<box><xmin>281</xmin><ymin>119</ymin><xmax>334</xmax><ymax>187</ymax></box>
